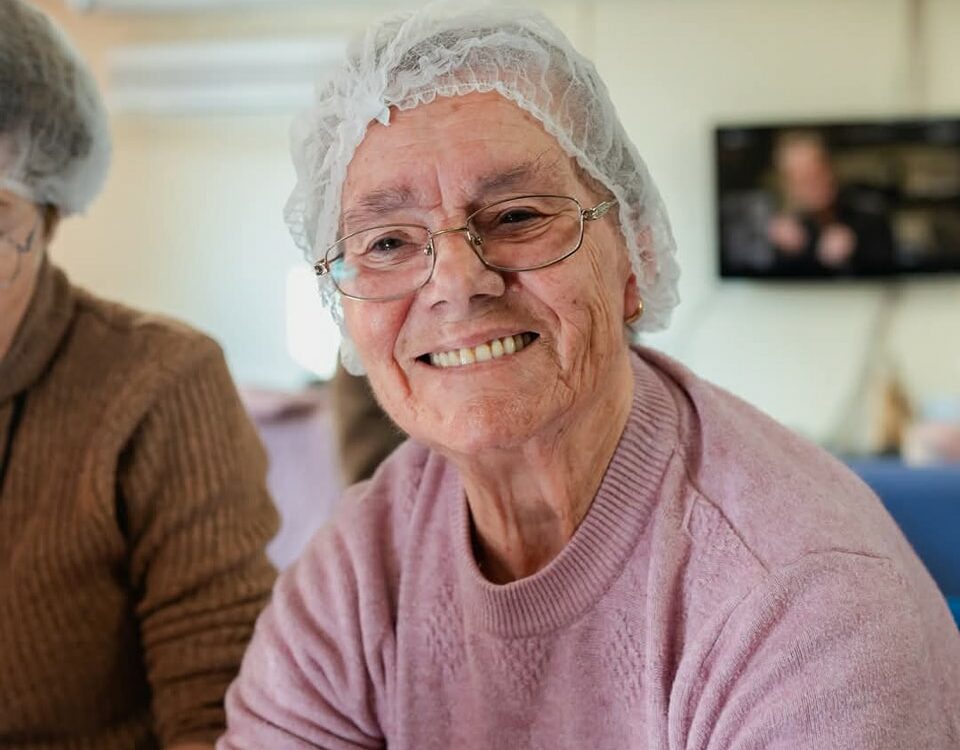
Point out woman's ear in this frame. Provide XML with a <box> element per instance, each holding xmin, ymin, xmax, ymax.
<box><xmin>622</xmin><ymin>272</ymin><xmax>640</xmax><ymax>323</ymax></box>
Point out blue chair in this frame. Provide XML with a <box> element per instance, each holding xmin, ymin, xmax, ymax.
<box><xmin>847</xmin><ymin>458</ymin><xmax>960</xmax><ymax>627</ymax></box>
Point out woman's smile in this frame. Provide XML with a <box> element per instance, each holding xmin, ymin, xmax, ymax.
<box><xmin>420</xmin><ymin>332</ymin><xmax>539</xmax><ymax>369</ymax></box>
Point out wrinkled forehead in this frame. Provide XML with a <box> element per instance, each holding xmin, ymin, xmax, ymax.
<box><xmin>339</xmin><ymin>92</ymin><xmax>585</xmax><ymax>225</ymax></box>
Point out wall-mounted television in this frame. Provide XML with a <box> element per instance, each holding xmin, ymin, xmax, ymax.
<box><xmin>716</xmin><ymin>118</ymin><xmax>960</xmax><ymax>279</ymax></box>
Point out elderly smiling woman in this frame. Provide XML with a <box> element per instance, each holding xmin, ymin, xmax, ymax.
<box><xmin>221</xmin><ymin>5</ymin><xmax>960</xmax><ymax>749</ymax></box>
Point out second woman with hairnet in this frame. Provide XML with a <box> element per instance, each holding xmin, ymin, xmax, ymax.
<box><xmin>0</xmin><ymin>1</ymin><xmax>278</xmax><ymax>747</ymax></box>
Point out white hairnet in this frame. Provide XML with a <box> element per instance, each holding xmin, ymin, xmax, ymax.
<box><xmin>0</xmin><ymin>0</ymin><xmax>111</xmax><ymax>215</ymax></box>
<box><xmin>286</xmin><ymin>1</ymin><xmax>680</xmax><ymax>375</ymax></box>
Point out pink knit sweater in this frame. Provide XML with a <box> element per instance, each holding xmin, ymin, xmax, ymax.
<box><xmin>220</xmin><ymin>348</ymin><xmax>960</xmax><ymax>749</ymax></box>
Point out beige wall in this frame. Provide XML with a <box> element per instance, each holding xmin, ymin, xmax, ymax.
<box><xmin>27</xmin><ymin>0</ymin><xmax>960</xmax><ymax>445</ymax></box>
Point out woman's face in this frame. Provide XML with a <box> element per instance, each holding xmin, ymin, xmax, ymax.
<box><xmin>0</xmin><ymin>188</ymin><xmax>46</xmax><ymax>329</ymax></box>
<box><xmin>339</xmin><ymin>92</ymin><xmax>637</xmax><ymax>456</ymax></box>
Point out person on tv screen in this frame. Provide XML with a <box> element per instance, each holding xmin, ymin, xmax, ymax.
<box><xmin>767</xmin><ymin>131</ymin><xmax>896</xmax><ymax>275</ymax></box>
<box><xmin>220</xmin><ymin>4</ymin><xmax>960</xmax><ymax>748</ymax></box>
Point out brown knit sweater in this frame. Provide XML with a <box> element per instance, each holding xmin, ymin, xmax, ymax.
<box><xmin>0</xmin><ymin>262</ymin><xmax>278</xmax><ymax>749</ymax></box>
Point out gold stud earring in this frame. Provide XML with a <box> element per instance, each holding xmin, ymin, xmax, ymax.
<box><xmin>624</xmin><ymin>298</ymin><xmax>644</xmax><ymax>325</ymax></box>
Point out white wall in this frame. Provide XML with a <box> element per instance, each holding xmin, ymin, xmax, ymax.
<box><xmin>28</xmin><ymin>0</ymin><xmax>960</xmax><ymax>445</ymax></box>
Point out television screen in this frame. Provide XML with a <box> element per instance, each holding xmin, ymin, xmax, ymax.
<box><xmin>716</xmin><ymin>118</ymin><xmax>960</xmax><ymax>278</ymax></box>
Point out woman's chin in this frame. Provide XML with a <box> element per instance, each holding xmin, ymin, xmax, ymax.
<box><xmin>407</xmin><ymin>394</ymin><xmax>559</xmax><ymax>459</ymax></box>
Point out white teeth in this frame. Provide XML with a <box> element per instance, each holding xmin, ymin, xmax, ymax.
<box><xmin>427</xmin><ymin>334</ymin><xmax>534</xmax><ymax>369</ymax></box>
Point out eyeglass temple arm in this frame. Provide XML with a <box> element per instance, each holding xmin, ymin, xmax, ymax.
<box><xmin>582</xmin><ymin>199</ymin><xmax>618</xmax><ymax>222</ymax></box>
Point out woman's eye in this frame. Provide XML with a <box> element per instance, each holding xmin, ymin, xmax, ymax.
<box><xmin>369</xmin><ymin>236</ymin><xmax>407</xmax><ymax>253</ymax></box>
<box><xmin>499</xmin><ymin>209</ymin><xmax>541</xmax><ymax>225</ymax></box>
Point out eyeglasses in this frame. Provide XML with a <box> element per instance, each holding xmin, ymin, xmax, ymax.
<box><xmin>314</xmin><ymin>194</ymin><xmax>618</xmax><ymax>301</ymax></box>
<box><xmin>0</xmin><ymin>220</ymin><xmax>38</xmax><ymax>289</ymax></box>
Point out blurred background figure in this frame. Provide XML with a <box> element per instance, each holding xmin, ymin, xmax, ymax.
<box><xmin>767</xmin><ymin>130</ymin><xmax>896</xmax><ymax>274</ymax></box>
<box><xmin>0</xmin><ymin>1</ymin><xmax>277</xmax><ymax>747</ymax></box>
<box><xmin>331</xmin><ymin>361</ymin><xmax>404</xmax><ymax>485</ymax></box>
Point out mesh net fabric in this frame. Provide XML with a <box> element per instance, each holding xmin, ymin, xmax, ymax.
<box><xmin>0</xmin><ymin>0</ymin><xmax>111</xmax><ymax>215</ymax></box>
<box><xmin>285</xmin><ymin>1</ymin><xmax>680</xmax><ymax>374</ymax></box>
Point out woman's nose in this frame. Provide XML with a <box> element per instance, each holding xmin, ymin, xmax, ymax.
<box><xmin>419</xmin><ymin>228</ymin><xmax>505</xmax><ymax>313</ymax></box>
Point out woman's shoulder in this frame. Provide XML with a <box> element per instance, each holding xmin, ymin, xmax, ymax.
<box><xmin>633</xmin><ymin>346</ymin><xmax>898</xmax><ymax>567</ymax></box>
<box><xmin>330</xmin><ymin>439</ymin><xmax>445</xmax><ymax>542</ymax></box>
<box><xmin>44</xmin><ymin>281</ymin><xmax>243</xmax><ymax>447</ymax></box>
<box><xmin>70</xmin><ymin>283</ymin><xmax>223</xmax><ymax>379</ymax></box>
<box><xmin>294</xmin><ymin>439</ymin><xmax>452</xmax><ymax>591</ymax></box>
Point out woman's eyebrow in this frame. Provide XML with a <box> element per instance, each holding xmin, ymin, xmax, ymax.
<box><xmin>341</xmin><ymin>185</ymin><xmax>418</xmax><ymax>231</ymax></box>
<box><xmin>471</xmin><ymin>157</ymin><xmax>566</xmax><ymax>200</ymax></box>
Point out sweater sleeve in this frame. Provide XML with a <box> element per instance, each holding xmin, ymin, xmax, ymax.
<box><xmin>217</xmin><ymin>494</ymin><xmax>394</xmax><ymax>750</ymax></box>
<box><xmin>681</xmin><ymin>551</ymin><xmax>957</xmax><ymax>750</ymax></box>
<box><xmin>117</xmin><ymin>340</ymin><xmax>279</xmax><ymax>747</ymax></box>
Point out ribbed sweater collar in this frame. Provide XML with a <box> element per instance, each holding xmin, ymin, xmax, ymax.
<box><xmin>452</xmin><ymin>350</ymin><xmax>679</xmax><ymax>637</ymax></box>
<box><xmin>0</xmin><ymin>260</ymin><xmax>75</xmax><ymax>405</ymax></box>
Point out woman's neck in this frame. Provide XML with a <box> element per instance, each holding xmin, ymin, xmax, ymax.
<box><xmin>453</xmin><ymin>350</ymin><xmax>636</xmax><ymax>584</ymax></box>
